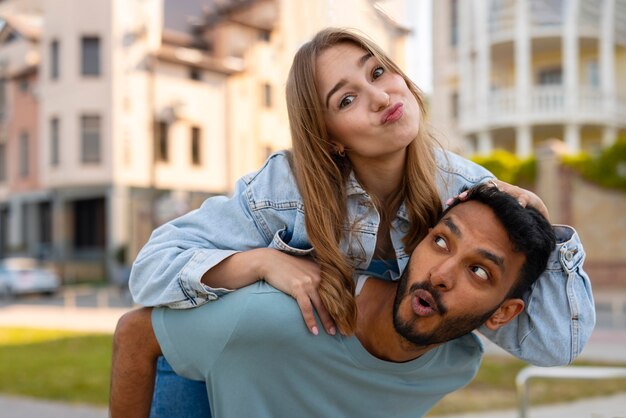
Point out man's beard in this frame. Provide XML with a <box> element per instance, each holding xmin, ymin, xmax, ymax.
<box><xmin>392</xmin><ymin>270</ymin><xmax>500</xmax><ymax>347</ymax></box>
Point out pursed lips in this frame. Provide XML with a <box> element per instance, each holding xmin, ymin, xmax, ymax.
<box><xmin>411</xmin><ymin>288</ymin><xmax>439</xmax><ymax>317</ymax></box>
<box><xmin>381</xmin><ymin>102</ymin><xmax>404</xmax><ymax>124</ymax></box>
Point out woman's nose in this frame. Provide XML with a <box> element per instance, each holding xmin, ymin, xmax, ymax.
<box><xmin>369</xmin><ymin>87</ymin><xmax>390</xmax><ymax>111</ymax></box>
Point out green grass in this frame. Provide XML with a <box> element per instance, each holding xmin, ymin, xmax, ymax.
<box><xmin>0</xmin><ymin>327</ymin><xmax>625</xmax><ymax>414</ymax></box>
<box><xmin>0</xmin><ymin>328</ymin><xmax>112</xmax><ymax>406</ymax></box>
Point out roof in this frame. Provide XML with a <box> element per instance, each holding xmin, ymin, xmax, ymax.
<box><xmin>0</xmin><ymin>12</ymin><xmax>42</xmax><ymax>43</ymax></box>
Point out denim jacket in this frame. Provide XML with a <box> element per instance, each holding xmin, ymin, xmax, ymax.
<box><xmin>130</xmin><ymin>150</ymin><xmax>595</xmax><ymax>366</ymax></box>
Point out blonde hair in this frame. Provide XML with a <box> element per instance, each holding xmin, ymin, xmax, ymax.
<box><xmin>286</xmin><ymin>28</ymin><xmax>442</xmax><ymax>334</ymax></box>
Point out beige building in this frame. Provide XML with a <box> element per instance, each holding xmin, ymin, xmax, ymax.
<box><xmin>431</xmin><ymin>0</ymin><xmax>626</xmax><ymax>156</ymax></box>
<box><xmin>0</xmin><ymin>0</ymin><xmax>409</xmax><ymax>281</ymax></box>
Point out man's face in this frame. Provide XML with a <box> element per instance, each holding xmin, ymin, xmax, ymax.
<box><xmin>393</xmin><ymin>200</ymin><xmax>526</xmax><ymax>346</ymax></box>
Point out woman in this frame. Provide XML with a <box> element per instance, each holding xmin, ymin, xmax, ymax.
<box><xmin>128</xmin><ymin>28</ymin><xmax>594</xmax><ymax>417</ymax></box>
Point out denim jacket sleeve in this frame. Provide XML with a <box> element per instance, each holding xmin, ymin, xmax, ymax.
<box><xmin>129</xmin><ymin>152</ymin><xmax>309</xmax><ymax>309</ymax></box>
<box><xmin>436</xmin><ymin>150</ymin><xmax>595</xmax><ymax>366</ymax></box>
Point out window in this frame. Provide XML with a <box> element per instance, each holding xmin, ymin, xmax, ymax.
<box><xmin>81</xmin><ymin>36</ymin><xmax>100</xmax><ymax>76</ymax></box>
<box><xmin>18</xmin><ymin>78</ymin><xmax>29</xmax><ymax>93</ymax></box>
<box><xmin>73</xmin><ymin>198</ymin><xmax>105</xmax><ymax>250</ymax></box>
<box><xmin>50</xmin><ymin>40</ymin><xmax>60</xmax><ymax>80</ymax></box>
<box><xmin>81</xmin><ymin>115</ymin><xmax>101</xmax><ymax>163</ymax></box>
<box><xmin>50</xmin><ymin>117</ymin><xmax>60</xmax><ymax>166</ymax></box>
<box><xmin>155</xmin><ymin>121</ymin><xmax>169</xmax><ymax>162</ymax></box>
<box><xmin>0</xmin><ymin>143</ymin><xmax>5</xmax><ymax>182</ymax></box>
<box><xmin>451</xmin><ymin>91</ymin><xmax>459</xmax><ymax>119</ymax></box>
<box><xmin>0</xmin><ymin>78</ymin><xmax>5</xmax><ymax>119</ymax></box>
<box><xmin>537</xmin><ymin>68</ymin><xmax>562</xmax><ymax>85</ymax></box>
<box><xmin>19</xmin><ymin>132</ymin><xmax>29</xmax><ymax>177</ymax></box>
<box><xmin>450</xmin><ymin>0</ymin><xmax>459</xmax><ymax>46</ymax></box>
<box><xmin>191</xmin><ymin>126</ymin><xmax>201</xmax><ymax>165</ymax></box>
<box><xmin>586</xmin><ymin>60</ymin><xmax>599</xmax><ymax>87</ymax></box>
<box><xmin>258</xmin><ymin>30</ymin><xmax>271</xmax><ymax>42</ymax></box>
<box><xmin>189</xmin><ymin>67</ymin><xmax>202</xmax><ymax>81</ymax></box>
<box><xmin>262</xmin><ymin>83</ymin><xmax>272</xmax><ymax>108</ymax></box>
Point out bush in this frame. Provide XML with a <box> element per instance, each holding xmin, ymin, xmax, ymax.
<box><xmin>561</xmin><ymin>138</ymin><xmax>626</xmax><ymax>192</ymax></box>
<box><xmin>471</xmin><ymin>150</ymin><xmax>537</xmax><ymax>187</ymax></box>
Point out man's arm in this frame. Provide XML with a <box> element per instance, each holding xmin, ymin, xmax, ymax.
<box><xmin>110</xmin><ymin>308</ymin><xmax>161</xmax><ymax>418</ymax></box>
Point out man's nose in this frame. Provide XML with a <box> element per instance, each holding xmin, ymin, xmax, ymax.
<box><xmin>428</xmin><ymin>259</ymin><xmax>456</xmax><ymax>290</ymax></box>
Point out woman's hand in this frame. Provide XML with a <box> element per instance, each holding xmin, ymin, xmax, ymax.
<box><xmin>255</xmin><ymin>249</ymin><xmax>337</xmax><ymax>336</ymax></box>
<box><xmin>202</xmin><ymin>248</ymin><xmax>336</xmax><ymax>335</ymax></box>
<box><xmin>446</xmin><ymin>179</ymin><xmax>550</xmax><ymax>221</ymax></box>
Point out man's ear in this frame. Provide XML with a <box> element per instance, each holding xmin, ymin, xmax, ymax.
<box><xmin>484</xmin><ymin>299</ymin><xmax>525</xmax><ymax>331</ymax></box>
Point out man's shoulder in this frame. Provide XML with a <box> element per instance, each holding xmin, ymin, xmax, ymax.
<box><xmin>434</xmin><ymin>333</ymin><xmax>484</xmax><ymax>366</ymax></box>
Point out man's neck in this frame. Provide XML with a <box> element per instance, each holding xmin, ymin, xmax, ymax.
<box><xmin>355</xmin><ymin>279</ymin><xmax>436</xmax><ymax>363</ymax></box>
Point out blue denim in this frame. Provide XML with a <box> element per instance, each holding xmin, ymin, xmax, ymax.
<box><xmin>150</xmin><ymin>356</ymin><xmax>211</xmax><ymax>418</ymax></box>
<box><xmin>131</xmin><ymin>149</ymin><xmax>595</xmax><ymax>368</ymax></box>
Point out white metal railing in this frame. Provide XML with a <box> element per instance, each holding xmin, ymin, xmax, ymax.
<box><xmin>516</xmin><ymin>366</ymin><xmax>626</xmax><ymax>418</ymax></box>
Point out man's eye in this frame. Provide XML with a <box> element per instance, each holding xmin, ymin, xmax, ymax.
<box><xmin>339</xmin><ymin>95</ymin><xmax>355</xmax><ymax>108</ymax></box>
<box><xmin>471</xmin><ymin>266</ymin><xmax>489</xmax><ymax>281</ymax></box>
<box><xmin>372</xmin><ymin>66</ymin><xmax>384</xmax><ymax>79</ymax></box>
<box><xmin>434</xmin><ymin>236</ymin><xmax>447</xmax><ymax>250</ymax></box>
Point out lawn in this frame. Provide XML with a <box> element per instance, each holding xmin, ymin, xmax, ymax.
<box><xmin>0</xmin><ymin>328</ymin><xmax>113</xmax><ymax>405</ymax></box>
<box><xmin>0</xmin><ymin>327</ymin><xmax>624</xmax><ymax>414</ymax></box>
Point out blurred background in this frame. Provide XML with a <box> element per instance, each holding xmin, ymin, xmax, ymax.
<box><xmin>0</xmin><ymin>0</ymin><xmax>624</xmax><ymax>417</ymax></box>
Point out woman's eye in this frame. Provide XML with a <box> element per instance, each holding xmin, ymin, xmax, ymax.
<box><xmin>434</xmin><ymin>236</ymin><xmax>447</xmax><ymax>250</ymax></box>
<box><xmin>339</xmin><ymin>95</ymin><xmax>355</xmax><ymax>109</ymax></box>
<box><xmin>373</xmin><ymin>66</ymin><xmax>384</xmax><ymax>79</ymax></box>
<box><xmin>471</xmin><ymin>266</ymin><xmax>489</xmax><ymax>281</ymax></box>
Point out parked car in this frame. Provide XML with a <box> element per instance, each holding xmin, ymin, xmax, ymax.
<box><xmin>0</xmin><ymin>258</ymin><xmax>61</xmax><ymax>298</ymax></box>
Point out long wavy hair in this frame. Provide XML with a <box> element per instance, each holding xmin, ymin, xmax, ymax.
<box><xmin>286</xmin><ymin>28</ymin><xmax>442</xmax><ymax>334</ymax></box>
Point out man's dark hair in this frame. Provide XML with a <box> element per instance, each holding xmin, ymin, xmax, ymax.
<box><xmin>445</xmin><ymin>184</ymin><xmax>556</xmax><ymax>298</ymax></box>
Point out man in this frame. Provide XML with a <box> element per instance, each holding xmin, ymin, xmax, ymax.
<box><xmin>110</xmin><ymin>185</ymin><xmax>556</xmax><ymax>417</ymax></box>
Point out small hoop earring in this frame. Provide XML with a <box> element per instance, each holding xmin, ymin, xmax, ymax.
<box><xmin>336</xmin><ymin>148</ymin><xmax>345</xmax><ymax>157</ymax></box>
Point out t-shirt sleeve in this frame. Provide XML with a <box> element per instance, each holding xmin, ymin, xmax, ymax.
<box><xmin>152</xmin><ymin>293</ymin><xmax>250</xmax><ymax>381</ymax></box>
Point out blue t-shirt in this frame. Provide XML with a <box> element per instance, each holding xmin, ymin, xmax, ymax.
<box><xmin>153</xmin><ymin>282</ymin><xmax>483</xmax><ymax>418</ymax></box>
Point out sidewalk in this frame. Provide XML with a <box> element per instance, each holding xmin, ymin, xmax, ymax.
<box><xmin>0</xmin><ymin>395</ymin><xmax>107</xmax><ymax>418</ymax></box>
<box><xmin>435</xmin><ymin>393</ymin><xmax>626</xmax><ymax>418</ymax></box>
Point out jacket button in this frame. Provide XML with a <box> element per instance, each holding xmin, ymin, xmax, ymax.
<box><xmin>565</xmin><ymin>251</ymin><xmax>574</xmax><ymax>261</ymax></box>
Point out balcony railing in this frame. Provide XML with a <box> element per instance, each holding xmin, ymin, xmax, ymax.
<box><xmin>461</xmin><ymin>85</ymin><xmax>625</xmax><ymax>129</ymax></box>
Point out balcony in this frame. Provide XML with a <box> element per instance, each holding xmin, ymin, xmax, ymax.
<box><xmin>460</xmin><ymin>85</ymin><xmax>626</xmax><ymax>131</ymax></box>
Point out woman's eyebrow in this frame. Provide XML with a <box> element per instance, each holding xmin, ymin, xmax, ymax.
<box><xmin>324</xmin><ymin>52</ymin><xmax>374</xmax><ymax>109</ymax></box>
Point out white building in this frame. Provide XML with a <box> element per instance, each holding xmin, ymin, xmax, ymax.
<box><xmin>431</xmin><ymin>0</ymin><xmax>626</xmax><ymax>156</ymax></box>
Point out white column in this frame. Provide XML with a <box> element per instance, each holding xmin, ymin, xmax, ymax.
<box><xmin>515</xmin><ymin>0</ymin><xmax>531</xmax><ymax>117</ymax></box>
<box><xmin>603</xmin><ymin>126</ymin><xmax>617</xmax><ymax>147</ymax></box>
<box><xmin>563</xmin><ymin>0</ymin><xmax>579</xmax><ymax>116</ymax></box>
<box><xmin>475</xmin><ymin>0</ymin><xmax>490</xmax><ymax>126</ymax></box>
<box><xmin>458</xmin><ymin>0</ymin><xmax>473</xmax><ymax>129</ymax></box>
<box><xmin>477</xmin><ymin>131</ymin><xmax>493</xmax><ymax>155</ymax></box>
<box><xmin>600</xmin><ymin>0</ymin><xmax>616</xmax><ymax>127</ymax></box>
<box><xmin>565</xmin><ymin>123</ymin><xmax>581</xmax><ymax>152</ymax></box>
<box><xmin>516</xmin><ymin>124</ymin><xmax>532</xmax><ymax>157</ymax></box>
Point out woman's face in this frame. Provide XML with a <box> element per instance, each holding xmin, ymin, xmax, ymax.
<box><xmin>315</xmin><ymin>42</ymin><xmax>421</xmax><ymax>162</ymax></box>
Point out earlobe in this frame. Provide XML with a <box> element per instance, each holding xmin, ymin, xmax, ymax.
<box><xmin>484</xmin><ymin>299</ymin><xmax>525</xmax><ymax>331</ymax></box>
<box><xmin>330</xmin><ymin>140</ymin><xmax>345</xmax><ymax>157</ymax></box>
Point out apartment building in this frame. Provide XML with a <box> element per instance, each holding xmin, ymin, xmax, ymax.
<box><xmin>431</xmin><ymin>0</ymin><xmax>626</xmax><ymax>156</ymax></box>
<box><xmin>0</xmin><ymin>0</ymin><xmax>409</xmax><ymax>282</ymax></box>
